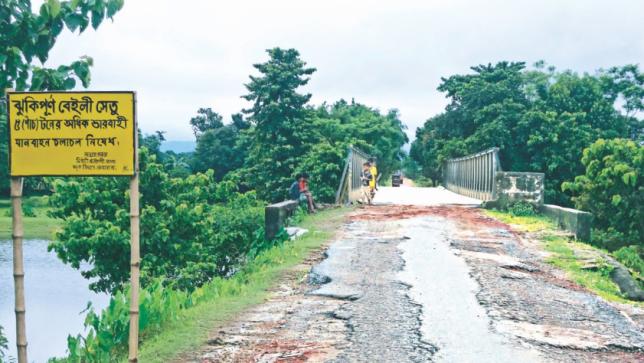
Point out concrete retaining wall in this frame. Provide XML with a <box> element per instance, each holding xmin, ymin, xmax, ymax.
<box><xmin>494</xmin><ymin>171</ymin><xmax>545</xmax><ymax>206</ymax></box>
<box><xmin>540</xmin><ymin>204</ymin><xmax>593</xmax><ymax>241</ymax></box>
<box><xmin>265</xmin><ymin>200</ymin><xmax>298</xmax><ymax>240</ymax></box>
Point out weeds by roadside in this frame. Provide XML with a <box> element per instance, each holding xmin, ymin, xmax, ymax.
<box><xmin>484</xmin><ymin>209</ymin><xmax>643</xmax><ymax>306</ymax></box>
<box><xmin>47</xmin><ymin>207</ymin><xmax>347</xmax><ymax>363</ymax></box>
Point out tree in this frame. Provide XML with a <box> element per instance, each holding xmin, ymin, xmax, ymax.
<box><xmin>191</xmin><ymin>109</ymin><xmax>248</xmax><ymax>180</ymax></box>
<box><xmin>599</xmin><ymin>65</ymin><xmax>644</xmax><ymax>141</ymax></box>
<box><xmin>48</xmin><ymin>148</ymin><xmax>264</xmax><ymax>293</ymax></box>
<box><xmin>192</xmin><ymin>123</ymin><xmax>246</xmax><ymax>180</ymax></box>
<box><xmin>410</xmin><ymin>62</ymin><xmax>635</xmax><ymax>205</ymax></box>
<box><xmin>563</xmin><ymin>139</ymin><xmax>643</xmax><ymax>251</ymax></box>
<box><xmin>240</xmin><ymin>48</ymin><xmax>316</xmax><ymax>201</ymax></box>
<box><xmin>189</xmin><ymin>107</ymin><xmax>224</xmax><ymax>137</ymax></box>
<box><xmin>0</xmin><ymin>0</ymin><xmax>124</xmax><ymax>194</ymax></box>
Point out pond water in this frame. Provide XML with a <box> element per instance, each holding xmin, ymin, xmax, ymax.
<box><xmin>0</xmin><ymin>239</ymin><xmax>109</xmax><ymax>362</ymax></box>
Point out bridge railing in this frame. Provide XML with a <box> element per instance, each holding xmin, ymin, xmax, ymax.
<box><xmin>443</xmin><ymin>147</ymin><xmax>501</xmax><ymax>201</ymax></box>
<box><xmin>336</xmin><ymin>146</ymin><xmax>372</xmax><ymax>204</ymax></box>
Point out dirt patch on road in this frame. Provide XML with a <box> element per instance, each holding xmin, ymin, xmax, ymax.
<box><xmin>350</xmin><ymin>204</ymin><xmax>508</xmax><ymax>229</ymax></box>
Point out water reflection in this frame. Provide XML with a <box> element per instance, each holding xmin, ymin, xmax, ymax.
<box><xmin>0</xmin><ymin>239</ymin><xmax>109</xmax><ymax>362</ymax></box>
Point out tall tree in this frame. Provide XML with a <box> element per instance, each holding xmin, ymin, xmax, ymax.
<box><xmin>0</xmin><ymin>0</ymin><xmax>124</xmax><ymax>194</ymax></box>
<box><xmin>240</xmin><ymin>48</ymin><xmax>316</xmax><ymax>201</ymax></box>
<box><xmin>411</xmin><ymin>62</ymin><xmax>635</xmax><ymax>205</ymax></box>
<box><xmin>190</xmin><ymin>108</ymin><xmax>249</xmax><ymax>180</ymax></box>
<box><xmin>189</xmin><ymin>107</ymin><xmax>224</xmax><ymax>137</ymax></box>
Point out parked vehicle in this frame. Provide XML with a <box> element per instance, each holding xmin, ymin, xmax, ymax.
<box><xmin>392</xmin><ymin>171</ymin><xmax>403</xmax><ymax>187</ymax></box>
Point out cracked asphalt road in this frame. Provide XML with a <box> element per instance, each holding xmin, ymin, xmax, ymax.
<box><xmin>187</xmin><ymin>187</ymin><xmax>644</xmax><ymax>363</ymax></box>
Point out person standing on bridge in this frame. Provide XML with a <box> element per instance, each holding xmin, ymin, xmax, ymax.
<box><xmin>360</xmin><ymin>162</ymin><xmax>373</xmax><ymax>205</ymax></box>
<box><xmin>369</xmin><ymin>158</ymin><xmax>378</xmax><ymax>199</ymax></box>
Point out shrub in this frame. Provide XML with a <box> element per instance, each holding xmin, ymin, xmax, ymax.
<box><xmin>613</xmin><ymin>245</ymin><xmax>644</xmax><ymax>277</ymax></box>
<box><xmin>57</xmin><ymin>233</ymin><xmax>291</xmax><ymax>362</ymax></box>
<box><xmin>563</xmin><ymin>139</ymin><xmax>643</xmax><ymax>251</ymax></box>
<box><xmin>4</xmin><ymin>203</ymin><xmax>36</xmax><ymax>217</ymax></box>
<box><xmin>48</xmin><ymin>148</ymin><xmax>264</xmax><ymax>293</ymax></box>
<box><xmin>508</xmin><ymin>200</ymin><xmax>537</xmax><ymax>217</ymax></box>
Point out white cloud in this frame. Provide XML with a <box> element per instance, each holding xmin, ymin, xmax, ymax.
<box><xmin>44</xmin><ymin>0</ymin><xmax>644</xmax><ymax>141</ymax></box>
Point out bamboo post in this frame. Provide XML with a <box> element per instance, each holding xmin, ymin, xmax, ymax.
<box><xmin>8</xmin><ymin>86</ymin><xmax>28</xmax><ymax>363</ymax></box>
<box><xmin>128</xmin><ymin>91</ymin><xmax>140</xmax><ymax>362</ymax></box>
<box><xmin>11</xmin><ymin>177</ymin><xmax>27</xmax><ymax>363</ymax></box>
<box><xmin>128</xmin><ymin>172</ymin><xmax>140</xmax><ymax>361</ymax></box>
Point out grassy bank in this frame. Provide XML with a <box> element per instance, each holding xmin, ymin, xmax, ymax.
<box><xmin>0</xmin><ymin>196</ymin><xmax>60</xmax><ymax>239</ymax></box>
<box><xmin>484</xmin><ymin>210</ymin><xmax>641</xmax><ymax>306</ymax></box>
<box><xmin>135</xmin><ymin>207</ymin><xmax>348</xmax><ymax>362</ymax></box>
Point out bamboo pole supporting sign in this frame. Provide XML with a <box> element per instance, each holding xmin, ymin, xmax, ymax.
<box><xmin>11</xmin><ymin>176</ymin><xmax>27</xmax><ymax>363</ymax></box>
<box><xmin>128</xmin><ymin>96</ymin><xmax>140</xmax><ymax>362</ymax></box>
<box><xmin>5</xmin><ymin>90</ymin><xmax>139</xmax><ymax>362</ymax></box>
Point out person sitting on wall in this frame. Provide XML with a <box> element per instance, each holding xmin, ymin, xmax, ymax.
<box><xmin>290</xmin><ymin>173</ymin><xmax>316</xmax><ymax>213</ymax></box>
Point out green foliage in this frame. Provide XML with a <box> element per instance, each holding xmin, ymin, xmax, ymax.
<box><xmin>0</xmin><ymin>0</ymin><xmax>124</xmax><ymax>195</ymax></box>
<box><xmin>483</xmin><ymin>209</ymin><xmax>638</xmax><ymax>305</ymax></box>
<box><xmin>411</xmin><ymin>62</ymin><xmax>641</xmax><ymax>205</ymax></box>
<box><xmin>302</xmin><ymin>100</ymin><xmax>408</xmax><ymax>202</ymax></box>
<box><xmin>54</xmin><ymin>208</ymin><xmax>330</xmax><ymax>362</ymax></box>
<box><xmin>401</xmin><ymin>155</ymin><xmax>422</xmax><ymax>181</ymax></box>
<box><xmin>239</xmin><ymin>48</ymin><xmax>316</xmax><ymax>202</ymax></box>
<box><xmin>0</xmin><ymin>324</ymin><xmax>7</xmax><ymax>361</ymax></box>
<box><xmin>563</xmin><ymin>139</ymin><xmax>643</xmax><ymax>251</ymax></box>
<box><xmin>189</xmin><ymin>108</ymin><xmax>224</xmax><ymax>137</ymax></box>
<box><xmin>4</xmin><ymin>203</ymin><xmax>35</xmax><ymax>217</ymax></box>
<box><xmin>61</xmin><ymin>281</ymin><xmax>191</xmax><ymax>362</ymax></box>
<box><xmin>192</xmin><ymin>51</ymin><xmax>407</xmax><ymax>203</ymax></box>
<box><xmin>48</xmin><ymin>148</ymin><xmax>264</xmax><ymax>293</ymax></box>
<box><xmin>191</xmin><ymin>111</ymin><xmax>249</xmax><ymax>180</ymax></box>
<box><xmin>413</xmin><ymin>176</ymin><xmax>433</xmax><ymax>187</ymax></box>
<box><xmin>613</xmin><ymin>246</ymin><xmax>644</xmax><ymax>279</ymax></box>
<box><xmin>507</xmin><ymin>200</ymin><xmax>537</xmax><ymax>217</ymax></box>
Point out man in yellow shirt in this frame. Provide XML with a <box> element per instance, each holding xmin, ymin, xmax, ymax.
<box><xmin>369</xmin><ymin>158</ymin><xmax>378</xmax><ymax>198</ymax></box>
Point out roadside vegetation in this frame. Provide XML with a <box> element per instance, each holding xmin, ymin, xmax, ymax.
<box><xmin>0</xmin><ymin>196</ymin><xmax>60</xmax><ymax>239</ymax></box>
<box><xmin>47</xmin><ymin>207</ymin><xmax>346</xmax><ymax>362</ymax></box>
<box><xmin>485</xmin><ymin>209</ymin><xmax>642</xmax><ymax>306</ymax></box>
<box><xmin>409</xmin><ymin>62</ymin><xmax>642</xmax><ymax>286</ymax></box>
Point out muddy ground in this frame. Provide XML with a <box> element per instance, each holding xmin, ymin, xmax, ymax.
<box><xmin>183</xmin><ymin>205</ymin><xmax>644</xmax><ymax>363</ymax></box>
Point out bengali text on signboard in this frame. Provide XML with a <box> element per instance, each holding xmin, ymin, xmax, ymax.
<box><xmin>7</xmin><ymin>91</ymin><xmax>136</xmax><ymax>176</ymax></box>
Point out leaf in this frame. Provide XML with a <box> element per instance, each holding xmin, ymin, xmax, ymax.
<box><xmin>621</xmin><ymin>171</ymin><xmax>636</xmax><ymax>186</ymax></box>
<box><xmin>63</xmin><ymin>77</ymin><xmax>76</xmax><ymax>90</ymax></box>
<box><xmin>107</xmin><ymin>0</ymin><xmax>124</xmax><ymax>18</ymax></box>
<box><xmin>48</xmin><ymin>0</ymin><xmax>61</xmax><ymax>17</ymax></box>
<box><xmin>611</xmin><ymin>194</ymin><xmax>622</xmax><ymax>206</ymax></box>
<box><xmin>64</xmin><ymin>13</ymin><xmax>84</xmax><ymax>32</ymax></box>
<box><xmin>91</xmin><ymin>9</ymin><xmax>104</xmax><ymax>30</ymax></box>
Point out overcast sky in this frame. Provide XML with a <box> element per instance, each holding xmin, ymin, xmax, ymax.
<box><xmin>46</xmin><ymin>0</ymin><xmax>644</xmax><ymax>142</ymax></box>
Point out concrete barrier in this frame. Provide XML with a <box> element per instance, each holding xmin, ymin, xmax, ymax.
<box><xmin>540</xmin><ymin>204</ymin><xmax>593</xmax><ymax>241</ymax></box>
<box><xmin>494</xmin><ymin>171</ymin><xmax>545</xmax><ymax>206</ymax></box>
<box><xmin>265</xmin><ymin>200</ymin><xmax>299</xmax><ymax>240</ymax></box>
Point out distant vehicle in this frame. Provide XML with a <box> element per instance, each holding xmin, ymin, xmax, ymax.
<box><xmin>392</xmin><ymin>171</ymin><xmax>403</xmax><ymax>187</ymax></box>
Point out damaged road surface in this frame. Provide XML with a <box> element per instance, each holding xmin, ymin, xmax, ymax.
<box><xmin>188</xmin><ymin>187</ymin><xmax>643</xmax><ymax>362</ymax></box>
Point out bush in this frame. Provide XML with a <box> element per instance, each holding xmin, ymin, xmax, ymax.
<box><xmin>414</xmin><ymin>176</ymin><xmax>434</xmax><ymax>187</ymax></box>
<box><xmin>48</xmin><ymin>148</ymin><xmax>265</xmax><ymax>293</ymax></box>
<box><xmin>508</xmin><ymin>200</ymin><xmax>537</xmax><ymax>217</ymax></box>
<box><xmin>56</xmin><ymin>233</ymin><xmax>292</xmax><ymax>362</ymax></box>
<box><xmin>563</xmin><ymin>139</ymin><xmax>643</xmax><ymax>251</ymax></box>
<box><xmin>613</xmin><ymin>245</ymin><xmax>644</xmax><ymax>277</ymax></box>
<box><xmin>4</xmin><ymin>203</ymin><xmax>36</xmax><ymax>217</ymax></box>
